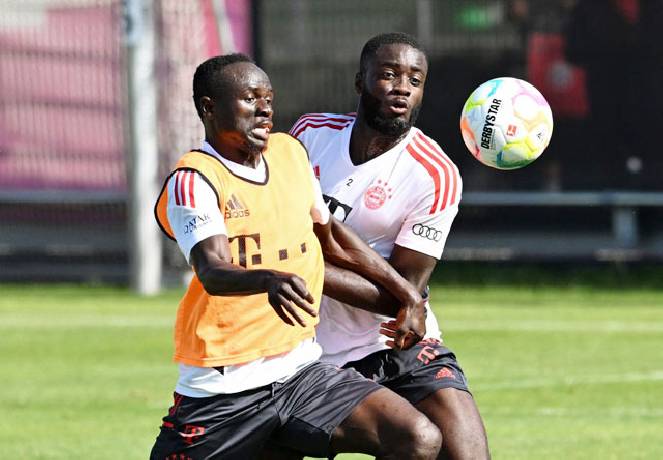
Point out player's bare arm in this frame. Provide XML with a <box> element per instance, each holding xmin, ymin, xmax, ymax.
<box><xmin>314</xmin><ymin>217</ymin><xmax>422</xmax><ymax>307</ymax></box>
<box><xmin>380</xmin><ymin>244</ymin><xmax>437</xmax><ymax>346</ymax></box>
<box><xmin>323</xmin><ymin>261</ymin><xmax>399</xmax><ymax>315</ymax></box>
<box><xmin>313</xmin><ymin>217</ymin><xmax>426</xmax><ymax>348</ymax></box>
<box><xmin>324</xmin><ymin>262</ymin><xmax>424</xmax><ymax>350</ymax></box>
<box><xmin>323</xmin><ymin>244</ymin><xmax>437</xmax><ymax>349</ymax></box>
<box><xmin>324</xmin><ymin>245</ymin><xmax>436</xmax><ymax>311</ymax></box>
<box><xmin>190</xmin><ymin>234</ymin><xmax>316</xmax><ymax>327</ymax></box>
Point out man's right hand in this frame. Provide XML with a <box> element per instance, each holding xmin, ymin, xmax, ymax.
<box><xmin>379</xmin><ymin>296</ymin><xmax>427</xmax><ymax>350</ymax></box>
<box><xmin>265</xmin><ymin>271</ymin><xmax>317</xmax><ymax>327</ymax></box>
<box><xmin>190</xmin><ymin>237</ymin><xmax>317</xmax><ymax>327</ymax></box>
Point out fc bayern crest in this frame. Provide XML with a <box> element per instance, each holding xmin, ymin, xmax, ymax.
<box><xmin>363</xmin><ymin>180</ymin><xmax>392</xmax><ymax>210</ymax></box>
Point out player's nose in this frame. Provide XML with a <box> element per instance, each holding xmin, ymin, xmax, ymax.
<box><xmin>391</xmin><ymin>74</ymin><xmax>412</xmax><ymax>96</ymax></box>
<box><xmin>256</xmin><ymin>99</ymin><xmax>273</xmax><ymax>118</ymax></box>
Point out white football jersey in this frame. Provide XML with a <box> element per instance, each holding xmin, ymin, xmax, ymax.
<box><xmin>291</xmin><ymin>113</ymin><xmax>463</xmax><ymax>366</ymax></box>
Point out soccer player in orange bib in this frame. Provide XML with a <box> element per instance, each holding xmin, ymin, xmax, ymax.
<box><xmin>149</xmin><ymin>53</ymin><xmax>443</xmax><ymax>459</ymax></box>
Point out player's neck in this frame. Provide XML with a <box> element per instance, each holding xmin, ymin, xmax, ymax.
<box><xmin>206</xmin><ymin>137</ymin><xmax>263</xmax><ymax>168</ymax></box>
<box><xmin>349</xmin><ymin>121</ymin><xmax>408</xmax><ymax>165</ymax></box>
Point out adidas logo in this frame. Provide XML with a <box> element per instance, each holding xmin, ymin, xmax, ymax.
<box><xmin>225</xmin><ymin>194</ymin><xmax>250</xmax><ymax>219</ymax></box>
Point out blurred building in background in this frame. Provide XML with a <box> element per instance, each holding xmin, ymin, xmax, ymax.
<box><xmin>1</xmin><ymin>0</ymin><xmax>662</xmax><ymax>284</ymax></box>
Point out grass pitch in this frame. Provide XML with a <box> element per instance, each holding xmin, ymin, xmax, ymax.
<box><xmin>1</xmin><ymin>279</ymin><xmax>662</xmax><ymax>459</ymax></box>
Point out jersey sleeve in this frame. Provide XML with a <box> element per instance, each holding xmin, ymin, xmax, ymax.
<box><xmin>166</xmin><ymin>170</ymin><xmax>226</xmax><ymax>263</ymax></box>
<box><xmin>394</xmin><ymin>178</ymin><xmax>463</xmax><ymax>260</ymax></box>
<box><xmin>289</xmin><ymin>114</ymin><xmax>310</xmax><ymax>139</ymax></box>
<box><xmin>289</xmin><ymin>114</ymin><xmax>314</xmax><ymax>153</ymax></box>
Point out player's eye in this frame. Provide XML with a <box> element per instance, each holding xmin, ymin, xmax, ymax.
<box><xmin>381</xmin><ymin>71</ymin><xmax>395</xmax><ymax>80</ymax></box>
<box><xmin>244</xmin><ymin>96</ymin><xmax>255</xmax><ymax>103</ymax></box>
<box><xmin>410</xmin><ymin>77</ymin><xmax>422</xmax><ymax>86</ymax></box>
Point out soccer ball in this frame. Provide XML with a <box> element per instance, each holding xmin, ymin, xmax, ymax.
<box><xmin>459</xmin><ymin>77</ymin><xmax>553</xmax><ymax>170</ymax></box>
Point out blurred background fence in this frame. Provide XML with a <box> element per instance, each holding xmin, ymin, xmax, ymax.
<box><xmin>1</xmin><ymin>0</ymin><xmax>662</xmax><ymax>285</ymax></box>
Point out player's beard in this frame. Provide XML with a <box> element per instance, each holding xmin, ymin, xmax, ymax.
<box><xmin>361</xmin><ymin>91</ymin><xmax>421</xmax><ymax>136</ymax></box>
<box><xmin>244</xmin><ymin>139</ymin><xmax>265</xmax><ymax>156</ymax></box>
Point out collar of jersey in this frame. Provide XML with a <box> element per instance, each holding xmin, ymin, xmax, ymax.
<box><xmin>344</xmin><ymin>123</ymin><xmax>417</xmax><ymax>168</ymax></box>
<box><xmin>201</xmin><ymin>140</ymin><xmax>268</xmax><ymax>184</ymax></box>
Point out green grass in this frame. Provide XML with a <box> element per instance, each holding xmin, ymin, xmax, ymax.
<box><xmin>1</xmin><ymin>281</ymin><xmax>662</xmax><ymax>459</ymax></box>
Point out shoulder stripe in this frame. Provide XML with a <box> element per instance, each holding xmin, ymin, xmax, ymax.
<box><xmin>183</xmin><ymin>171</ymin><xmax>190</xmax><ymax>207</ymax></box>
<box><xmin>292</xmin><ymin>112</ymin><xmax>356</xmax><ymax>121</ymax></box>
<box><xmin>296</xmin><ymin>111</ymin><xmax>356</xmax><ymax>117</ymax></box>
<box><xmin>291</xmin><ymin>120</ymin><xmax>353</xmax><ymax>139</ymax></box>
<box><xmin>174</xmin><ymin>171</ymin><xmax>182</xmax><ymax>205</ymax></box>
<box><xmin>414</xmin><ymin>132</ymin><xmax>461</xmax><ymax>208</ymax></box>
<box><xmin>172</xmin><ymin>170</ymin><xmax>198</xmax><ymax>208</ymax></box>
<box><xmin>406</xmin><ymin>143</ymin><xmax>441</xmax><ymax>214</ymax></box>
<box><xmin>290</xmin><ymin>115</ymin><xmax>354</xmax><ymax>136</ymax></box>
<box><xmin>187</xmin><ymin>171</ymin><xmax>196</xmax><ymax>208</ymax></box>
<box><xmin>411</xmin><ymin>136</ymin><xmax>450</xmax><ymax>212</ymax></box>
<box><xmin>155</xmin><ymin>166</ymin><xmax>220</xmax><ymax>242</ymax></box>
<box><xmin>289</xmin><ymin>113</ymin><xmax>355</xmax><ymax>137</ymax></box>
<box><xmin>293</xmin><ymin>114</ymin><xmax>355</xmax><ymax>125</ymax></box>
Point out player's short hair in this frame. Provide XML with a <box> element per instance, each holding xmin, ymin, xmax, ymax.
<box><xmin>359</xmin><ymin>32</ymin><xmax>426</xmax><ymax>73</ymax></box>
<box><xmin>192</xmin><ymin>53</ymin><xmax>254</xmax><ymax>118</ymax></box>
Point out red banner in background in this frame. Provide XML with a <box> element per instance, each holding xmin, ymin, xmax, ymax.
<box><xmin>0</xmin><ymin>5</ymin><xmax>124</xmax><ymax>190</ymax></box>
<box><xmin>527</xmin><ymin>32</ymin><xmax>589</xmax><ymax>119</ymax></box>
<box><xmin>0</xmin><ymin>0</ymin><xmax>253</xmax><ymax>192</ymax></box>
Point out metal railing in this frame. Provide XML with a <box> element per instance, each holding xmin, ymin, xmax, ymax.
<box><xmin>462</xmin><ymin>191</ymin><xmax>663</xmax><ymax>248</ymax></box>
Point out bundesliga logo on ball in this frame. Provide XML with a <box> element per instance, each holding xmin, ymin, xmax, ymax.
<box><xmin>460</xmin><ymin>77</ymin><xmax>554</xmax><ymax>170</ymax></box>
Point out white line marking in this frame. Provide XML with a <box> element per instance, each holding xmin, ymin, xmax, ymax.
<box><xmin>0</xmin><ymin>316</ymin><xmax>172</xmax><ymax>328</ymax></box>
<box><xmin>475</xmin><ymin>370</ymin><xmax>663</xmax><ymax>390</ymax></box>
<box><xmin>443</xmin><ymin>319</ymin><xmax>663</xmax><ymax>333</ymax></box>
<box><xmin>2</xmin><ymin>317</ymin><xmax>663</xmax><ymax>333</ymax></box>
<box><xmin>488</xmin><ymin>407</ymin><xmax>663</xmax><ymax>417</ymax></box>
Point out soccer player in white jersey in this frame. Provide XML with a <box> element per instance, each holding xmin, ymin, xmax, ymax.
<box><xmin>288</xmin><ymin>33</ymin><xmax>490</xmax><ymax>459</ymax></box>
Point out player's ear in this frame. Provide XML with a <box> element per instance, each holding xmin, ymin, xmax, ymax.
<box><xmin>354</xmin><ymin>72</ymin><xmax>363</xmax><ymax>95</ymax></box>
<box><xmin>200</xmin><ymin>96</ymin><xmax>214</xmax><ymax>119</ymax></box>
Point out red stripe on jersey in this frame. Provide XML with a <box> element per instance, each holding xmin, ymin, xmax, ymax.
<box><xmin>406</xmin><ymin>144</ymin><xmax>440</xmax><ymax>214</ymax></box>
<box><xmin>187</xmin><ymin>171</ymin><xmax>196</xmax><ymax>208</ymax></box>
<box><xmin>292</xmin><ymin>121</ymin><xmax>352</xmax><ymax>139</ymax></box>
<box><xmin>182</xmin><ymin>171</ymin><xmax>191</xmax><ymax>207</ymax></box>
<box><xmin>412</xmin><ymin>135</ymin><xmax>450</xmax><ymax>211</ymax></box>
<box><xmin>174</xmin><ymin>171</ymin><xmax>182</xmax><ymax>206</ymax></box>
<box><xmin>290</xmin><ymin>117</ymin><xmax>353</xmax><ymax>137</ymax></box>
<box><xmin>293</xmin><ymin>114</ymin><xmax>355</xmax><ymax>126</ymax></box>
<box><xmin>297</xmin><ymin>111</ymin><xmax>356</xmax><ymax>117</ymax></box>
<box><xmin>290</xmin><ymin>114</ymin><xmax>355</xmax><ymax>136</ymax></box>
<box><xmin>415</xmin><ymin>133</ymin><xmax>459</xmax><ymax>207</ymax></box>
<box><xmin>181</xmin><ymin>171</ymin><xmax>189</xmax><ymax>206</ymax></box>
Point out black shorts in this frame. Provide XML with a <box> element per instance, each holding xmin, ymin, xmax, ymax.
<box><xmin>149</xmin><ymin>361</ymin><xmax>381</xmax><ymax>460</ymax></box>
<box><xmin>343</xmin><ymin>338</ymin><xmax>470</xmax><ymax>405</ymax></box>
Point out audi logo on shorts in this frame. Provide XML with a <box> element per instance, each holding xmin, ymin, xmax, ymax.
<box><xmin>412</xmin><ymin>223</ymin><xmax>443</xmax><ymax>241</ymax></box>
